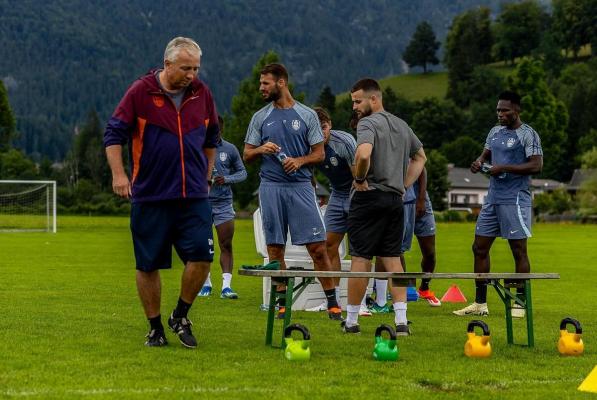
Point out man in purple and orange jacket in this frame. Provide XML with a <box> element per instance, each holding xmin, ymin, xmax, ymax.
<box><xmin>104</xmin><ymin>37</ymin><xmax>219</xmax><ymax>349</ymax></box>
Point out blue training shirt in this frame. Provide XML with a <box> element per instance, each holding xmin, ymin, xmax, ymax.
<box><xmin>316</xmin><ymin>130</ymin><xmax>356</xmax><ymax>196</ymax></box>
<box><xmin>245</xmin><ymin>102</ymin><xmax>324</xmax><ymax>183</ymax></box>
<box><xmin>209</xmin><ymin>140</ymin><xmax>247</xmax><ymax>203</ymax></box>
<box><xmin>484</xmin><ymin>123</ymin><xmax>542</xmax><ymax>206</ymax></box>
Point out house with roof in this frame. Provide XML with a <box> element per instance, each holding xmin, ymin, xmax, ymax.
<box><xmin>567</xmin><ymin>169</ymin><xmax>597</xmax><ymax>195</ymax></box>
<box><xmin>447</xmin><ymin>165</ymin><xmax>489</xmax><ymax>214</ymax></box>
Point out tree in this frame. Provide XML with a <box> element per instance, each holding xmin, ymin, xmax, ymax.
<box><xmin>0</xmin><ymin>148</ymin><xmax>38</xmax><ymax>179</ymax></box>
<box><xmin>578</xmin><ymin>147</ymin><xmax>597</xmax><ymax>215</ymax></box>
<box><xmin>0</xmin><ymin>80</ymin><xmax>16</xmax><ymax>151</ymax></box>
<box><xmin>227</xmin><ymin>51</ymin><xmax>281</xmax><ymax>209</ymax></box>
<box><xmin>316</xmin><ymin>86</ymin><xmax>336</xmax><ymax>114</ymax></box>
<box><xmin>581</xmin><ymin>147</ymin><xmax>597</xmax><ymax>169</ymax></box>
<box><xmin>492</xmin><ymin>1</ymin><xmax>548</xmax><ymax>64</ymax></box>
<box><xmin>410</xmin><ymin>98</ymin><xmax>467</xmax><ymax>149</ymax></box>
<box><xmin>552</xmin><ymin>59</ymin><xmax>597</xmax><ymax>174</ymax></box>
<box><xmin>382</xmin><ymin>87</ymin><xmax>416</xmax><ymax>124</ymax></box>
<box><xmin>425</xmin><ymin>150</ymin><xmax>450</xmax><ymax>211</ymax></box>
<box><xmin>552</xmin><ymin>0</ymin><xmax>595</xmax><ymax>58</ymax></box>
<box><xmin>454</xmin><ymin>66</ymin><xmax>503</xmax><ymax>109</ymax></box>
<box><xmin>444</xmin><ymin>7</ymin><xmax>493</xmax><ymax>104</ymax></box>
<box><xmin>74</xmin><ymin>110</ymin><xmax>110</xmax><ymax>189</ymax></box>
<box><xmin>402</xmin><ymin>21</ymin><xmax>440</xmax><ymax>73</ymax></box>
<box><xmin>440</xmin><ymin>136</ymin><xmax>483</xmax><ymax>168</ymax></box>
<box><xmin>506</xmin><ymin>59</ymin><xmax>568</xmax><ymax>180</ymax></box>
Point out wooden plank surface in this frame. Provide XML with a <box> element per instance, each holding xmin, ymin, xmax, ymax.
<box><xmin>239</xmin><ymin>270</ymin><xmax>559</xmax><ymax>280</ymax></box>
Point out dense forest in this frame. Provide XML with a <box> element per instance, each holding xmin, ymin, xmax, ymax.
<box><xmin>0</xmin><ymin>0</ymin><xmax>508</xmax><ymax>161</ymax></box>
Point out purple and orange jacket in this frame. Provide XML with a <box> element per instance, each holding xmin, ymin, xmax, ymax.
<box><xmin>104</xmin><ymin>70</ymin><xmax>220</xmax><ymax>203</ymax></box>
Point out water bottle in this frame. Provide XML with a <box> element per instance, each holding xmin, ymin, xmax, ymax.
<box><xmin>211</xmin><ymin>166</ymin><xmax>218</xmax><ymax>184</ymax></box>
<box><xmin>481</xmin><ymin>163</ymin><xmax>506</xmax><ymax>179</ymax></box>
<box><xmin>276</xmin><ymin>151</ymin><xmax>296</xmax><ymax>175</ymax></box>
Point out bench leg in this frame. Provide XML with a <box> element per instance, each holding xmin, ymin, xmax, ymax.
<box><xmin>525</xmin><ymin>281</ymin><xmax>534</xmax><ymax>347</ymax></box>
<box><xmin>281</xmin><ymin>278</ymin><xmax>295</xmax><ymax>348</ymax></box>
<box><xmin>504</xmin><ymin>285</ymin><xmax>514</xmax><ymax>345</ymax></box>
<box><xmin>265</xmin><ymin>278</ymin><xmax>277</xmax><ymax>346</ymax></box>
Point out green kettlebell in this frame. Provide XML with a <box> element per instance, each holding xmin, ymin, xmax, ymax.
<box><xmin>284</xmin><ymin>324</ymin><xmax>311</xmax><ymax>361</ymax></box>
<box><xmin>373</xmin><ymin>324</ymin><xmax>399</xmax><ymax>361</ymax></box>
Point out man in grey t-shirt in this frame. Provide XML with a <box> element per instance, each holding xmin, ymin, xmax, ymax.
<box><xmin>343</xmin><ymin>78</ymin><xmax>426</xmax><ymax>336</ymax></box>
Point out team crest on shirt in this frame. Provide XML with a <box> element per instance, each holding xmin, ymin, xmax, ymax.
<box><xmin>152</xmin><ymin>95</ymin><xmax>164</xmax><ymax>108</ymax></box>
<box><xmin>219</xmin><ymin>152</ymin><xmax>227</xmax><ymax>162</ymax></box>
<box><xmin>507</xmin><ymin>137</ymin><xmax>516</xmax><ymax>148</ymax></box>
<box><xmin>330</xmin><ymin>156</ymin><xmax>338</xmax><ymax>167</ymax></box>
<box><xmin>291</xmin><ymin>120</ymin><xmax>301</xmax><ymax>131</ymax></box>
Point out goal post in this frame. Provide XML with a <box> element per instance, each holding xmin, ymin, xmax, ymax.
<box><xmin>0</xmin><ymin>180</ymin><xmax>57</xmax><ymax>233</ymax></box>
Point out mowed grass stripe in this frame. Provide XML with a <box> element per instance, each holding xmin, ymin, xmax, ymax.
<box><xmin>0</xmin><ymin>217</ymin><xmax>595</xmax><ymax>399</ymax></box>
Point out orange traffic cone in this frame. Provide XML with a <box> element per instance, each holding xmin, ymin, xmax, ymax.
<box><xmin>441</xmin><ymin>284</ymin><xmax>467</xmax><ymax>303</ymax></box>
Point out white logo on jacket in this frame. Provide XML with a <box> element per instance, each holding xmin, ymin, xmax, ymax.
<box><xmin>219</xmin><ymin>152</ymin><xmax>227</xmax><ymax>162</ymax></box>
<box><xmin>291</xmin><ymin>120</ymin><xmax>300</xmax><ymax>131</ymax></box>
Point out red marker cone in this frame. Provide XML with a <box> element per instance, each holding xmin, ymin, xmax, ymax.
<box><xmin>441</xmin><ymin>284</ymin><xmax>467</xmax><ymax>303</ymax></box>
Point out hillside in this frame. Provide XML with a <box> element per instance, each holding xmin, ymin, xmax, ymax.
<box><xmin>0</xmin><ymin>0</ymin><xmax>510</xmax><ymax>161</ymax></box>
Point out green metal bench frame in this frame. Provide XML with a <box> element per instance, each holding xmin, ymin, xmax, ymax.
<box><xmin>239</xmin><ymin>270</ymin><xmax>559</xmax><ymax>349</ymax></box>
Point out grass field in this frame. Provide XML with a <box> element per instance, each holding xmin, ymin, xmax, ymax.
<box><xmin>1</xmin><ymin>217</ymin><xmax>596</xmax><ymax>399</ymax></box>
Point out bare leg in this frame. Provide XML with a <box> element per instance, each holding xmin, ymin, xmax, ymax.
<box><xmin>306</xmin><ymin>241</ymin><xmax>335</xmax><ymax>291</ymax></box>
<box><xmin>180</xmin><ymin>261</ymin><xmax>211</xmax><ymax>303</ymax></box>
<box><xmin>325</xmin><ymin>232</ymin><xmax>345</xmax><ymax>287</ymax></box>
<box><xmin>136</xmin><ymin>270</ymin><xmax>161</xmax><ymax>318</ymax></box>
<box><xmin>417</xmin><ymin>234</ymin><xmax>436</xmax><ymax>290</ymax></box>
<box><xmin>267</xmin><ymin>244</ymin><xmax>286</xmax><ymax>292</ymax></box>
<box><xmin>472</xmin><ymin>235</ymin><xmax>496</xmax><ymax>303</ymax></box>
<box><xmin>508</xmin><ymin>239</ymin><xmax>530</xmax><ymax>273</ymax></box>
<box><xmin>380</xmin><ymin>256</ymin><xmax>407</xmax><ymax>303</ymax></box>
<box><xmin>348</xmin><ymin>256</ymin><xmax>372</xmax><ymax>305</ymax></box>
<box><xmin>215</xmin><ymin>220</ymin><xmax>235</xmax><ymax>274</ymax></box>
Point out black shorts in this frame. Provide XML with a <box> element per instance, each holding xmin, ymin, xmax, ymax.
<box><xmin>130</xmin><ymin>198</ymin><xmax>214</xmax><ymax>272</ymax></box>
<box><xmin>347</xmin><ymin>190</ymin><xmax>404</xmax><ymax>259</ymax></box>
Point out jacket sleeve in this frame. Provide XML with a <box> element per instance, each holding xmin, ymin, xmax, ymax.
<box><xmin>203</xmin><ymin>88</ymin><xmax>220</xmax><ymax>148</ymax></box>
<box><xmin>103</xmin><ymin>84</ymin><xmax>138</xmax><ymax>147</ymax></box>
<box><xmin>224</xmin><ymin>145</ymin><xmax>247</xmax><ymax>184</ymax></box>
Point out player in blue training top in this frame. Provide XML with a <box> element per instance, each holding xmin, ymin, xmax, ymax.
<box><xmin>243</xmin><ymin>63</ymin><xmax>342</xmax><ymax>321</ymax></box>
<box><xmin>454</xmin><ymin>91</ymin><xmax>543</xmax><ymax>318</ymax></box>
<box><xmin>198</xmin><ymin>116</ymin><xmax>247</xmax><ymax>300</ymax></box>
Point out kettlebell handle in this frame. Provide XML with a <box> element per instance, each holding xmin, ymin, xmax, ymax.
<box><xmin>560</xmin><ymin>317</ymin><xmax>582</xmax><ymax>334</ymax></box>
<box><xmin>284</xmin><ymin>323</ymin><xmax>311</xmax><ymax>340</ymax></box>
<box><xmin>375</xmin><ymin>324</ymin><xmax>397</xmax><ymax>340</ymax></box>
<box><xmin>467</xmin><ymin>320</ymin><xmax>490</xmax><ymax>336</ymax></box>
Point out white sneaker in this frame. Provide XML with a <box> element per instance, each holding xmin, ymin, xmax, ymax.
<box><xmin>359</xmin><ymin>304</ymin><xmax>372</xmax><ymax>317</ymax></box>
<box><xmin>305</xmin><ymin>301</ymin><xmax>327</xmax><ymax>312</ymax></box>
<box><xmin>511</xmin><ymin>304</ymin><xmax>525</xmax><ymax>318</ymax></box>
<box><xmin>453</xmin><ymin>302</ymin><xmax>489</xmax><ymax>316</ymax></box>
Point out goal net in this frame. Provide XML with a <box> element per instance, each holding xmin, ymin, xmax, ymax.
<box><xmin>0</xmin><ymin>180</ymin><xmax>57</xmax><ymax>232</ymax></box>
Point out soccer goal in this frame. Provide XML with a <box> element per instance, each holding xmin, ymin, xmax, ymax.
<box><xmin>0</xmin><ymin>180</ymin><xmax>57</xmax><ymax>233</ymax></box>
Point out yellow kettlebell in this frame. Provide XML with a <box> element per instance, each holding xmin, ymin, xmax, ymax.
<box><xmin>558</xmin><ymin>317</ymin><xmax>583</xmax><ymax>356</ymax></box>
<box><xmin>464</xmin><ymin>320</ymin><xmax>492</xmax><ymax>358</ymax></box>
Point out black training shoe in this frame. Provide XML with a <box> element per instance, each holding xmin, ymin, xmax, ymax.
<box><xmin>328</xmin><ymin>306</ymin><xmax>344</xmax><ymax>321</ymax></box>
<box><xmin>145</xmin><ymin>329</ymin><xmax>168</xmax><ymax>347</ymax></box>
<box><xmin>168</xmin><ymin>314</ymin><xmax>197</xmax><ymax>348</ymax></box>
<box><xmin>341</xmin><ymin>320</ymin><xmax>361</xmax><ymax>334</ymax></box>
<box><xmin>395</xmin><ymin>323</ymin><xmax>411</xmax><ymax>336</ymax></box>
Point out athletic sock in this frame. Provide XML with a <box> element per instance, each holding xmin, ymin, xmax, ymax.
<box><xmin>203</xmin><ymin>273</ymin><xmax>212</xmax><ymax>287</ymax></box>
<box><xmin>375</xmin><ymin>279</ymin><xmax>388</xmax><ymax>307</ymax></box>
<box><xmin>324</xmin><ymin>288</ymin><xmax>339</xmax><ymax>308</ymax></box>
<box><xmin>276</xmin><ymin>289</ymin><xmax>286</xmax><ymax>307</ymax></box>
<box><xmin>148</xmin><ymin>315</ymin><xmax>163</xmax><ymax>331</ymax></box>
<box><xmin>335</xmin><ymin>286</ymin><xmax>340</xmax><ymax>302</ymax></box>
<box><xmin>420</xmin><ymin>279</ymin><xmax>430</xmax><ymax>291</ymax></box>
<box><xmin>346</xmin><ymin>304</ymin><xmax>360</xmax><ymax>327</ymax></box>
<box><xmin>172</xmin><ymin>297</ymin><xmax>192</xmax><ymax>319</ymax></box>
<box><xmin>475</xmin><ymin>280</ymin><xmax>488</xmax><ymax>304</ymax></box>
<box><xmin>393</xmin><ymin>302</ymin><xmax>408</xmax><ymax>325</ymax></box>
<box><xmin>222</xmin><ymin>273</ymin><xmax>232</xmax><ymax>290</ymax></box>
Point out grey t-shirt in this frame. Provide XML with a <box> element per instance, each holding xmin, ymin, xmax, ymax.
<box><xmin>356</xmin><ymin>111</ymin><xmax>422</xmax><ymax>195</ymax></box>
<box><xmin>154</xmin><ymin>70</ymin><xmax>185</xmax><ymax>109</ymax></box>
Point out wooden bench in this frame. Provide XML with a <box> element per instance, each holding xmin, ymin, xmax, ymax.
<box><xmin>239</xmin><ymin>270</ymin><xmax>559</xmax><ymax>348</ymax></box>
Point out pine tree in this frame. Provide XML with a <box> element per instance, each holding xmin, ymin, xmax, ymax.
<box><xmin>402</xmin><ymin>21</ymin><xmax>440</xmax><ymax>73</ymax></box>
<box><xmin>0</xmin><ymin>80</ymin><xmax>16</xmax><ymax>151</ymax></box>
<box><xmin>316</xmin><ymin>86</ymin><xmax>336</xmax><ymax>114</ymax></box>
<box><xmin>506</xmin><ymin>59</ymin><xmax>568</xmax><ymax>180</ymax></box>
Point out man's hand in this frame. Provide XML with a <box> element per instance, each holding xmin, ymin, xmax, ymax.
<box><xmin>112</xmin><ymin>173</ymin><xmax>131</xmax><ymax>198</ymax></box>
<box><xmin>213</xmin><ymin>176</ymin><xmax>226</xmax><ymax>185</ymax></box>
<box><xmin>353</xmin><ymin>179</ymin><xmax>369</xmax><ymax>191</ymax></box>
<box><xmin>471</xmin><ymin>159</ymin><xmax>482</xmax><ymax>174</ymax></box>
<box><xmin>415</xmin><ymin>197</ymin><xmax>426</xmax><ymax>218</ymax></box>
<box><xmin>488</xmin><ymin>164</ymin><xmax>505</xmax><ymax>176</ymax></box>
<box><xmin>259</xmin><ymin>142</ymin><xmax>281</xmax><ymax>154</ymax></box>
<box><xmin>282</xmin><ymin>157</ymin><xmax>302</xmax><ymax>174</ymax></box>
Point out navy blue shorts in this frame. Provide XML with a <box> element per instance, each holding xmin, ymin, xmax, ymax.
<box><xmin>130</xmin><ymin>199</ymin><xmax>214</xmax><ymax>271</ymax></box>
